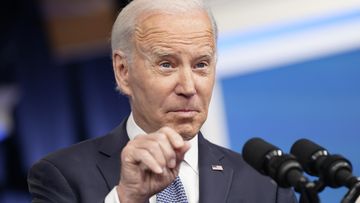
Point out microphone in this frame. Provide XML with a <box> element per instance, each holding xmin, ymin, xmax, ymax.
<box><xmin>290</xmin><ymin>139</ymin><xmax>359</xmax><ymax>189</ymax></box>
<box><xmin>242</xmin><ymin>137</ymin><xmax>310</xmax><ymax>190</ymax></box>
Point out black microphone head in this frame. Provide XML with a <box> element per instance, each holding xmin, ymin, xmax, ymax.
<box><xmin>242</xmin><ymin>137</ymin><xmax>281</xmax><ymax>174</ymax></box>
<box><xmin>290</xmin><ymin>139</ymin><xmax>327</xmax><ymax>176</ymax></box>
<box><xmin>243</xmin><ymin>137</ymin><xmax>307</xmax><ymax>188</ymax></box>
<box><xmin>291</xmin><ymin>139</ymin><xmax>354</xmax><ymax>188</ymax></box>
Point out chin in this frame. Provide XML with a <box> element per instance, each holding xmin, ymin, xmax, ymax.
<box><xmin>181</xmin><ymin>133</ymin><xmax>197</xmax><ymax>141</ymax></box>
<box><xmin>164</xmin><ymin>116</ymin><xmax>205</xmax><ymax>140</ymax></box>
<box><xmin>175</xmin><ymin>125</ymin><xmax>200</xmax><ymax>140</ymax></box>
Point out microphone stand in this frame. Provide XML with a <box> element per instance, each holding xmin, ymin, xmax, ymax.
<box><xmin>341</xmin><ymin>180</ymin><xmax>360</xmax><ymax>203</ymax></box>
<box><xmin>292</xmin><ymin>176</ymin><xmax>321</xmax><ymax>203</ymax></box>
<box><xmin>297</xmin><ymin>182</ymin><xmax>320</xmax><ymax>203</ymax></box>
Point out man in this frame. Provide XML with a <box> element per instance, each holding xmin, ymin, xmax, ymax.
<box><xmin>28</xmin><ymin>0</ymin><xmax>297</xmax><ymax>202</ymax></box>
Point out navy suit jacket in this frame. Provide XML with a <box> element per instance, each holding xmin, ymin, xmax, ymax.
<box><xmin>28</xmin><ymin>118</ymin><xmax>297</xmax><ymax>203</ymax></box>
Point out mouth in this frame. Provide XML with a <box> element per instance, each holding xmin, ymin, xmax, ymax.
<box><xmin>168</xmin><ymin>109</ymin><xmax>199</xmax><ymax>117</ymax></box>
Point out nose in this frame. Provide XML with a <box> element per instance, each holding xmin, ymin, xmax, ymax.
<box><xmin>175</xmin><ymin>67</ymin><xmax>196</xmax><ymax>97</ymax></box>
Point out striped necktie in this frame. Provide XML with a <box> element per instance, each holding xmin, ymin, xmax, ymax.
<box><xmin>156</xmin><ymin>176</ymin><xmax>189</xmax><ymax>203</ymax></box>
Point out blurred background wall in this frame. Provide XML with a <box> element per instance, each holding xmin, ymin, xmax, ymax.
<box><xmin>207</xmin><ymin>0</ymin><xmax>360</xmax><ymax>202</ymax></box>
<box><xmin>0</xmin><ymin>0</ymin><xmax>359</xmax><ymax>202</ymax></box>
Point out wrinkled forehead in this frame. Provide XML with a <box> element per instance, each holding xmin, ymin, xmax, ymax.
<box><xmin>133</xmin><ymin>10</ymin><xmax>216</xmax><ymax>53</ymax></box>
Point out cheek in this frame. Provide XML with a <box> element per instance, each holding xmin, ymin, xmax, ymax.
<box><xmin>135</xmin><ymin>79</ymin><xmax>173</xmax><ymax>107</ymax></box>
<box><xmin>197</xmin><ymin>78</ymin><xmax>214</xmax><ymax>100</ymax></box>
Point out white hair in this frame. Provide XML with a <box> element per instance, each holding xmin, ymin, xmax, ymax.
<box><xmin>111</xmin><ymin>0</ymin><xmax>218</xmax><ymax>61</ymax></box>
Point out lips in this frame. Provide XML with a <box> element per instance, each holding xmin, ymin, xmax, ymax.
<box><xmin>169</xmin><ymin>107</ymin><xmax>200</xmax><ymax>112</ymax></box>
<box><xmin>167</xmin><ymin>108</ymin><xmax>200</xmax><ymax>117</ymax></box>
<box><xmin>174</xmin><ymin>109</ymin><xmax>197</xmax><ymax>112</ymax></box>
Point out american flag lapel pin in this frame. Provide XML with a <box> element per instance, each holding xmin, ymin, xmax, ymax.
<box><xmin>211</xmin><ymin>165</ymin><xmax>223</xmax><ymax>171</ymax></box>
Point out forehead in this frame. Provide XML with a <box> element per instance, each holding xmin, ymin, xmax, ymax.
<box><xmin>134</xmin><ymin>10</ymin><xmax>216</xmax><ymax>54</ymax></box>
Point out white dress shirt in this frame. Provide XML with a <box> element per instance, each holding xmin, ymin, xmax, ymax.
<box><xmin>105</xmin><ymin>113</ymin><xmax>199</xmax><ymax>203</ymax></box>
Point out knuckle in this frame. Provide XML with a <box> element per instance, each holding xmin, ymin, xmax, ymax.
<box><xmin>149</xmin><ymin>140</ymin><xmax>161</xmax><ymax>150</ymax></box>
<box><xmin>156</xmin><ymin>132</ymin><xmax>167</xmax><ymax>141</ymax></box>
<box><xmin>147</xmin><ymin>146</ymin><xmax>156</xmax><ymax>155</ymax></box>
<box><xmin>122</xmin><ymin>155</ymin><xmax>132</xmax><ymax>163</ymax></box>
<box><xmin>120</xmin><ymin>147</ymin><xmax>134</xmax><ymax>162</ymax></box>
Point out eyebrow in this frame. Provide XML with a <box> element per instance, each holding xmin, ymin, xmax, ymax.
<box><xmin>149</xmin><ymin>46</ymin><xmax>215</xmax><ymax>60</ymax></box>
<box><xmin>150</xmin><ymin>47</ymin><xmax>176</xmax><ymax>58</ymax></box>
<box><xmin>198</xmin><ymin>53</ymin><xmax>213</xmax><ymax>59</ymax></box>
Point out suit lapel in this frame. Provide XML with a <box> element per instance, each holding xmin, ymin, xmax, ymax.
<box><xmin>96</xmin><ymin>118</ymin><xmax>129</xmax><ymax>189</ymax></box>
<box><xmin>198</xmin><ymin>133</ymin><xmax>234</xmax><ymax>203</ymax></box>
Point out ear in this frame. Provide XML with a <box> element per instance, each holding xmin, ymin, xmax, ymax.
<box><xmin>112</xmin><ymin>50</ymin><xmax>132</xmax><ymax>96</ymax></box>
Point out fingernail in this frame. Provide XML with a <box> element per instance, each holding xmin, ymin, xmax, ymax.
<box><xmin>156</xmin><ymin>166</ymin><xmax>163</xmax><ymax>174</ymax></box>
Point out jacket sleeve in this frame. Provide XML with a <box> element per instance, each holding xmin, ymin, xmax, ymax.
<box><xmin>27</xmin><ymin>159</ymin><xmax>77</xmax><ymax>203</ymax></box>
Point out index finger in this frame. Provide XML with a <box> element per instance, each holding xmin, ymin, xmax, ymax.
<box><xmin>157</xmin><ymin>127</ymin><xmax>186</xmax><ymax>149</ymax></box>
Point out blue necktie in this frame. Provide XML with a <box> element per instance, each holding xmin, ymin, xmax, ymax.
<box><xmin>156</xmin><ymin>176</ymin><xmax>189</xmax><ymax>203</ymax></box>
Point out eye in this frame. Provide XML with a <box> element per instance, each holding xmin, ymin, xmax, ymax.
<box><xmin>160</xmin><ymin>62</ymin><xmax>172</xmax><ymax>68</ymax></box>
<box><xmin>195</xmin><ymin>62</ymin><xmax>208</xmax><ymax>69</ymax></box>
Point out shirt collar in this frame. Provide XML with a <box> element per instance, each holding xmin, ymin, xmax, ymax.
<box><xmin>126</xmin><ymin>113</ymin><xmax>199</xmax><ymax>174</ymax></box>
<box><xmin>126</xmin><ymin>113</ymin><xmax>146</xmax><ymax>140</ymax></box>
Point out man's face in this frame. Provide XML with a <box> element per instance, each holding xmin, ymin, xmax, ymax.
<box><xmin>115</xmin><ymin>10</ymin><xmax>216</xmax><ymax>140</ymax></box>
